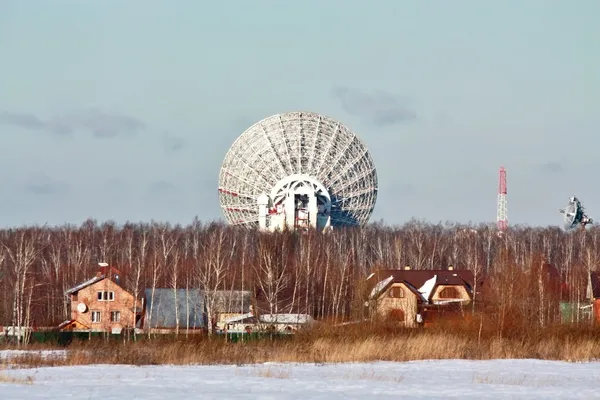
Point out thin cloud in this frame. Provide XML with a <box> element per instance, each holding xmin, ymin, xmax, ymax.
<box><xmin>0</xmin><ymin>111</ymin><xmax>47</xmax><ymax>131</ymax></box>
<box><xmin>23</xmin><ymin>173</ymin><xmax>68</xmax><ymax>195</ymax></box>
<box><xmin>331</xmin><ymin>86</ymin><xmax>417</xmax><ymax>126</ymax></box>
<box><xmin>0</xmin><ymin>109</ymin><xmax>145</xmax><ymax>138</ymax></box>
<box><xmin>163</xmin><ymin>136</ymin><xmax>185</xmax><ymax>153</ymax></box>
<box><xmin>148</xmin><ymin>180</ymin><xmax>176</xmax><ymax>195</ymax></box>
<box><xmin>394</xmin><ymin>183</ymin><xmax>416</xmax><ymax>195</ymax></box>
<box><xmin>540</xmin><ymin>161</ymin><xmax>564</xmax><ymax>175</ymax></box>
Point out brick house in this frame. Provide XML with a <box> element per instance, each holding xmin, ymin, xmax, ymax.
<box><xmin>366</xmin><ymin>266</ymin><xmax>478</xmax><ymax>327</ymax></box>
<box><xmin>59</xmin><ymin>263</ymin><xmax>142</xmax><ymax>333</ymax></box>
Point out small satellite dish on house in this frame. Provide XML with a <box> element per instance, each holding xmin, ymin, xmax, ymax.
<box><xmin>98</xmin><ymin>262</ymin><xmax>109</xmax><ymax>267</ymax></box>
<box><xmin>559</xmin><ymin>195</ymin><xmax>593</xmax><ymax>231</ymax></box>
<box><xmin>77</xmin><ymin>303</ymin><xmax>88</xmax><ymax>313</ymax></box>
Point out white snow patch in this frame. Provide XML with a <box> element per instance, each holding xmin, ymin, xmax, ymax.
<box><xmin>1</xmin><ymin>359</ymin><xmax>599</xmax><ymax>399</ymax></box>
<box><xmin>418</xmin><ymin>275</ymin><xmax>436</xmax><ymax>300</ymax></box>
<box><xmin>369</xmin><ymin>275</ymin><xmax>393</xmax><ymax>299</ymax></box>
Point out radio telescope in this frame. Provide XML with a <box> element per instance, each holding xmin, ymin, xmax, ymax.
<box><xmin>559</xmin><ymin>195</ymin><xmax>593</xmax><ymax>230</ymax></box>
<box><xmin>218</xmin><ymin>111</ymin><xmax>378</xmax><ymax>232</ymax></box>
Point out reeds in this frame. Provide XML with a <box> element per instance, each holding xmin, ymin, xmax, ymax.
<box><xmin>2</xmin><ymin>320</ymin><xmax>600</xmax><ymax>367</ymax></box>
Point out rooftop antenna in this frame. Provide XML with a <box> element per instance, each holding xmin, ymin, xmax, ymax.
<box><xmin>496</xmin><ymin>167</ymin><xmax>508</xmax><ymax>232</ymax></box>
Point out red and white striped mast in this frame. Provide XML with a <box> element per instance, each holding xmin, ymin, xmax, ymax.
<box><xmin>497</xmin><ymin>166</ymin><xmax>508</xmax><ymax>231</ymax></box>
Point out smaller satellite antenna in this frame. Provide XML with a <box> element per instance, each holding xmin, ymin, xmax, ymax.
<box><xmin>77</xmin><ymin>302</ymin><xmax>88</xmax><ymax>313</ymax></box>
<box><xmin>98</xmin><ymin>262</ymin><xmax>109</xmax><ymax>267</ymax></box>
<box><xmin>559</xmin><ymin>195</ymin><xmax>593</xmax><ymax>230</ymax></box>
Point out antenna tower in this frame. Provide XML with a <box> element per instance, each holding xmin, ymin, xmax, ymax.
<box><xmin>497</xmin><ymin>167</ymin><xmax>508</xmax><ymax>231</ymax></box>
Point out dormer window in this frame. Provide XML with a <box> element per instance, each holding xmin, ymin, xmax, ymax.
<box><xmin>97</xmin><ymin>291</ymin><xmax>115</xmax><ymax>301</ymax></box>
<box><xmin>439</xmin><ymin>287</ymin><xmax>459</xmax><ymax>299</ymax></box>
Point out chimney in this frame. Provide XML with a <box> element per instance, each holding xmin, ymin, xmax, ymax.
<box><xmin>404</xmin><ymin>265</ymin><xmax>411</xmax><ymax>270</ymax></box>
<box><xmin>448</xmin><ymin>265</ymin><xmax>454</xmax><ymax>271</ymax></box>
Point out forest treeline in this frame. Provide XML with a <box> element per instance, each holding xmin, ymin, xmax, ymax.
<box><xmin>0</xmin><ymin>218</ymin><xmax>598</xmax><ymax>332</ymax></box>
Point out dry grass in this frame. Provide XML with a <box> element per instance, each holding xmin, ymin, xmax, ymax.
<box><xmin>0</xmin><ymin>370</ymin><xmax>34</xmax><ymax>385</ymax></box>
<box><xmin>237</xmin><ymin>366</ymin><xmax>293</xmax><ymax>379</ymax></box>
<box><xmin>472</xmin><ymin>373</ymin><xmax>570</xmax><ymax>387</ymax></box>
<box><xmin>339</xmin><ymin>370</ymin><xmax>404</xmax><ymax>383</ymax></box>
<box><xmin>2</xmin><ymin>321</ymin><xmax>600</xmax><ymax>367</ymax></box>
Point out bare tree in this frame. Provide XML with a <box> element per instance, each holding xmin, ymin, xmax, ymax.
<box><xmin>3</xmin><ymin>229</ymin><xmax>44</xmax><ymax>345</ymax></box>
<box><xmin>196</xmin><ymin>225</ymin><xmax>230</xmax><ymax>336</ymax></box>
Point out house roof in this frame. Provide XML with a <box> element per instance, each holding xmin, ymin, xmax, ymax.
<box><xmin>259</xmin><ymin>314</ymin><xmax>314</xmax><ymax>324</ymax></box>
<box><xmin>57</xmin><ymin>319</ymin><xmax>90</xmax><ymax>330</ymax></box>
<box><xmin>143</xmin><ymin>288</ymin><xmax>206</xmax><ymax>329</ymax></box>
<box><xmin>65</xmin><ymin>275</ymin><xmax>105</xmax><ymax>295</ymax></box>
<box><xmin>366</xmin><ymin>269</ymin><xmax>476</xmax><ymax>302</ymax></box>
<box><xmin>65</xmin><ymin>265</ymin><xmax>125</xmax><ymax>295</ymax></box>
<box><xmin>223</xmin><ymin>312</ymin><xmax>257</xmax><ymax>325</ymax></box>
<box><xmin>368</xmin><ymin>277</ymin><xmax>426</xmax><ymax>301</ymax></box>
<box><xmin>208</xmin><ymin>290</ymin><xmax>253</xmax><ymax>313</ymax></box>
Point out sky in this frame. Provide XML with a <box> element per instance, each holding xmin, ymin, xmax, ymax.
<box><xmin>0</xmin><ymin>0</ymin><xmax>598</xmax><ymax>229</ymax></box>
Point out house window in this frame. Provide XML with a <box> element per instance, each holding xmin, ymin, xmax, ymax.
<box><xmin>110</xmin><ymin>311</ymin><xmax>121</xmax><ymax>323</ymax></box>
<box><xmin>97</xmin><ymin>291</ymin><xmax>115</xmax><ymax>301</ymax></box>
<box><xmin>388</xmin><ymin>308</ymin><xmax>405</xmax><ymax>322</ymax></box>
<box><xmin>439</xmin><ymin>287</ymin><xmax>460</xmax><ymax>299</ymax></box>
<box><xmin>388</xmin><ymin>287</ymin><xmax>404</xmax><ymax>298</ymax></box>
<box><xmin>91</xmin><ymin>311</ymin><xmax>101</xmax><ymax>323</ymax></box>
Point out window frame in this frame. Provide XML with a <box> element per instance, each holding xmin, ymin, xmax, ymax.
<box><xmin>110</xmin><ymin>311</ymin><xmax>121</xmax><ymax>323</ymax></box>
<box><xmin>91</xmin><ymin>311</ymin><xmax>101</xmax><ymax>323</ymax></box>
<box><xmin>438</xmin><ymin>286</ymin><xmax>460</xmax><ymax>299</ymax></box>
<box><xmin>388</xmin><ymin>286</ymin><xmax>405</xmax><ymax>299</ymax></box>
<box><xmin>97</xmin><ymin>291</ymin><xmax>115</xmax><ymax>302</ymax></box>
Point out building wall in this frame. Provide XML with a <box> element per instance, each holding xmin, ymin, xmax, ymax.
<box><xmin>70</xmin><ymin>279</ymin><xmax>140</xmax><ymax>332</ymax></box>
<box><xmin>430</xmin><ymin>285</ymin><xmax>471</xmax><ymax>305</ymax></box>
<box><xmin>375</xmin><ymin>283</ymin><xmax>420</xmax><ymax>328</ymax></box>
<box><xmin>594</xmin><ymin>299</ymin><xmax>600</xmax><ymax>324</ymax></box>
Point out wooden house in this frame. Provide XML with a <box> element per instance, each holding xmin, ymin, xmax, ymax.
<box><xmin>60</xmin><ymin>264</ymin><xmax>142</xmax><ymax>334</ymax></box>
<box><xmin>366</xmin><ymin>266</ymin><xmax>478</xmax><ymax>327</ymax></box>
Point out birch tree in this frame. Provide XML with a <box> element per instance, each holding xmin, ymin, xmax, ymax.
<box><xmin>3</xmin><ymin>229</ymin><xmax>43</xmax><ymax>345</ymax></box>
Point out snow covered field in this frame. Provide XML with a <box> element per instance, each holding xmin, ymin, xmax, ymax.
<box><xmin>2</xmin><ymin>355</ymin><xmax>600</xmax><ymax>399</ymax></box>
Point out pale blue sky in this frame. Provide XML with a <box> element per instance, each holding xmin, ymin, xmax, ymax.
<box><xmin>0</xmin><ymin>0</ymin><xmax>598</xmax><ymax>228</ymax></box>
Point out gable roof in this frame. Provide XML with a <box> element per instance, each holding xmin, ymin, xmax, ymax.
<box><xmin>367</xmin><ymin>269</ymin><xmax>476</xmax><ymax>302</ymax></box>
<box><xmin>65</xmin><ymin>275</ymin><xmax>106</xmax><ymax>295</ymax></box>
<box><xmin>65</xmin><ymin>265</ymin><xmax>125</xmax><ymax>295</ymax></box>
<box><xmin>368</xmin><ymin>277</ymin><xmax>426</xmax><ymax>301</ymax></box>
<box><xmin>143</xmin><ymin>288</ymin><xmax>206</xmax><ymax>329</ymax></box>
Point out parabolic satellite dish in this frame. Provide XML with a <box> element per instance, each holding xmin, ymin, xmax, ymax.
<box><xmin>559</xmin><ymin>195</ymin><xmax>593</xmax><ymax>230</ymax></box>
<box><xmin>218</xmin><ymin>112</ymin><xmax>378</xmax><ymax>231</ymax></box>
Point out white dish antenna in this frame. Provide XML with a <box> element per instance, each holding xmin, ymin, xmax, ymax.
<box><xmin>77</xmin><ymin>303</ymin><xmax>88</xmax><ymax>313</ymax></box>
<box><xmin>98</xmin><ymin>262</ymin><xmax>109</xmax><ymax>267</ymax></box>
<box><xmin>559</xmin><ymin>195</ymin><xmax>593</xmax><ymax>231</ymax></box>
<box><xmin>218</xmin><ymin>111</ymin><xmax>378</xmax><ymax>230</ymax></box>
